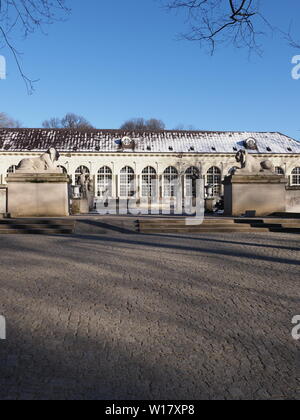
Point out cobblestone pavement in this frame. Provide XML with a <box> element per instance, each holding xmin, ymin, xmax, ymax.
<box><xmin>0</xmin><ymin>229</ymin><xmax>299</xmax><ymax>400</ymax></box>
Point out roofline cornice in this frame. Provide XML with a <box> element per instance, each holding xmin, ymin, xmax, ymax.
<box><xmin>0</xmin><ymin>151</ymin><xmax>299</xmax><ymax>157</ymax></box>
<box><xmin>0</xmin><ymin>127</ymin><xmax>290</xmax><ymax>136</ymax></box>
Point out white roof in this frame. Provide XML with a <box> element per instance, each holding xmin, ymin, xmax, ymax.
<box><xmin>0</xmin><ymin>129</ymin><xmax>299</xmax><ymax>154</ymax></box>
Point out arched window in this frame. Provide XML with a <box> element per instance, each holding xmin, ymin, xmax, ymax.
<box><xmin>120</xmin><ymin>166</ymin><xmax>135</xmax><ymax>198</ymax></box>
<box><xmin>97</xmin><ymin>166</ymin><xmax>112</xmax><ymax>198</ymax></box>
<box><xmin>58</xmin><ymin>165</ymin><xmax>67</xmax><ymax>174</ymax></box>
<box><xmin>185</xmin><ymin>167</ymin><xmax>199</xmax><ymax>198</ymax></box>
<box><xmin>141</xmin><ymin>167</ymin><xmax>157</xmax><ymax>198</ymax></box>
<box><xmin>292</xmin><ymin>168</ymin><xmax>300</xmax><ymax>185</ymax></box>
<box><xmin>7</xmin><ymin>165</ymin><xmax>17</xmax><ymax>174</ymax></box>
<box><xmin>275</xmin><ymin>167</ymin><xmax>285</xmax><ymax>175</ymax></box>
<box><xmin>207</xmin><ymin>167</ymin><xmax>221</xmax><ymax>196</ymax></box>
<box><xmin>75</xmin><ymin>166</ymin><xmax>90</xmax><ymax>185</ymax></box>
<box><xmin>163</xmin><ymin>166</ymin><xmax>178</xmax><ymax>198</ymax></box>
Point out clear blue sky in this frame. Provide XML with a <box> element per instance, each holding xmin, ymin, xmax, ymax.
<box><xmin>1</xmin><ymin>0</ymin><xmax>300</xmax><ymax>139</ymax></box>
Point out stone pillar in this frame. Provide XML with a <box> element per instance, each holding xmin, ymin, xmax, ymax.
<box><xmin>115</xmin><ymin>175</ymin><xmax>119</xmax><ymax>199</ymax></box>
<box><xmin>136</xmin><ymin>174</ymin><xmax>140</xmax><ymax>200</ymax></box>
<box><xmin>159</xmin><ymin>174</ymin><xmax>163</xmax><ymax>200</ymax></box>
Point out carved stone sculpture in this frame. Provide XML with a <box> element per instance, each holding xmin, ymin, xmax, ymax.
<box><xmin>233</xmin><ymin>150</ymin><xmax>275</xmax><ymax>175</ymax></box>
<box><xmin>78</xmin><ymin>171</ymin><xmax>88</xmax><ymax>197</ymax></box>
<box><xmin>16</xmin><ymin>148</ymin><xmax>62</xmax><ymax>174</ymax></box>
<box><xmin>88</xmin><ymin>176</ymin><xmax>94</xmax><ymax>193</ymax></box>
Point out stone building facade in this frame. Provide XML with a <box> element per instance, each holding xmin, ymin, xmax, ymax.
<box><xmin>0</xmin><ymin>129</ymin><xmax>300</xmax><ymax>203</ymax></box>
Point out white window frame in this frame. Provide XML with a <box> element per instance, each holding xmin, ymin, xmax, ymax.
<box><xmin>206</xmin><ymin>167</ymin><xmax>222</xmax><ymax>197</ymax></box>
<box><xmin>97</xmin><ymin>166</ymin><xmax>113</xmax><ymax>198</ymax></box>
<box><xmin>163</xmin><ymin>166</ymin><xmax>178</xmax><ymax>198</ymax></box>
<box><xmin>291</xmin><ymin>167</ymin><xmax>300</xmax><ymax>186</ymax></box>
<box><xmin>185</xmin><ymin>167</ymin><xmax>199</xmax><ymax>198</ymax></box>
<box><xmin>119</xmin><ymin>166</ymin><xmax>135</xmax><ymax>198</ymax></box>
<box><xmin>141</xmin><ymin>166</ymin><xmax>157</xmax><ymax>198</ymax></box>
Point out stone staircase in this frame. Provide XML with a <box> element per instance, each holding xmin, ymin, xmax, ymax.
<box><xmin>0</xmin><ymin>219</ymin><xmax>75</xmax><ymax>235</ymax></box>
<box><xmin>136</xmin><ymin>217</ymin><xmax>300</xmax><ymax>234</ymax></box>
<box><xmin>271</xmin><ymin>212</ymin><xmax>300</xmax><ymax>218</ymax></box>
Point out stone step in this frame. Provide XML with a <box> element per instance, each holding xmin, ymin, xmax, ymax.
<box><xmin>0</xmin><ymin>229</ymin><xmax>73</xmax><ymax>235</ymax></box>
<box><xmin>0</xmin><ymin>223</ymin><xmax>74</xmax><ymax>229</ymax></box>
<box><xmin>235</xmin><ymin>219</ymin><xmax>300</xmax><ymax>225</ymax></box>
<box><xmin>0</xmin><ymin>219</ymin><xmax>75</xmax><ymax>226</ymax></box>
<box><xmin>269</xmin><ymin>227</ymin><xmax>300</xmax><ymax>233</ymax></box>
<box><xmin>271</xmin><ymin>212</ymin><xmax>300</xmax><ymax>218</ymax></box>
<box><xmin>137</xmin><ymin>221</ymin><xmax>236</xmax><ymax>229</ymax></box>
<box><xmin>0</xmin><ymin>221</ymin><xmax>74</xmax><ymax>227</ymax></box>
<box><xmin>253</xmin><ymin>223</ymin><xmax>300</xmax><ymax>229</ymax></box>
<box><xmin>137</xmin><ymin>218</ymin><xmax>235</xmax><ymax>224</ymax></box>
<box><xmin>139</xmin><ymin>224</ymin><xmax>254</xmax><ymax>231</ymax></box>
<box><xmin>137</xmin><ymin>218</ymin><xmax>300</xmax><ymax>234</ymax></box>
<box><xmin>138</xmin><ymin>218</ymin><xmax>300</xmax><ymax>227</ymax></box>
<box><xmin>0</xmin><ymin>219</ymin><xmax>75</xmax><ymax>234</ymax></box>
<box><xmin>140</xmin><ymin>227</ymin><xmax>266</xmax><ymax>234</ymax></box>
<box><xmin>139</xmin><ymin>224</ymin><xmax>261</xmax><ymax>232</ymax></box>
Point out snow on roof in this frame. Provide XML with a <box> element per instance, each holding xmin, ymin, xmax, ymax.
<box><xmin>0</xmin><ymin>128</ymin><xmax>299</xmax><ymax>154</ymax></box>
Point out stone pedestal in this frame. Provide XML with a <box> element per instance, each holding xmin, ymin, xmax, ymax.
<box><xmin>205</xmin><ymin>198</ymin><xmax>217</xmax><ymax>213</ymax></box>
<box><xmin>71</xmin><ymin>198</ymin><xmax>89</xmax><ymax>215</ymax></box>
<box><xmin>224</xmin><ymin>174</ymin><xmax>287</xmax><ymax>217</ymax></box>
<box><xmin>7</xmin><ymin>173</ymin><xmax>69</xmax><ymax>217</ymax></box>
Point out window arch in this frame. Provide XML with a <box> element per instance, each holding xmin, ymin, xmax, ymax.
<box><xmin>207</xmin><ymin>167</ymin><xmax>221</xmax><ymax>196</ymax></box>
<box><xmin>120</xmin><ymin>166</ymin><xmax>135</xmax><ymax>198</ymax></box>
<box><xmin>291</xmin><ymin>168</ymin><xmax>300</xmax><ymax>185</ymax></box>
<box><xmin>163</xmin><ymin>166</ymin><xmax>178</xmax><ymax>198</ymax></box>
<box><xmin>75</xmin><ymin>166</ymin><xmax>90</xmax><ymax>185</ymax></box>
<box><xmin>141</xmin><ymin>167</ymin><xmax>157</xmax><ymax>198</ymax></box>
<box><xmin>185</xmin><ymin>167</ymin><xmax>199</xmax><ymax>198</ymax></box>
<box><xmin>275</xmin><ymin>167</ymin><xmax>285</xmax><ymax>175</ymax></box>
<box><xmin>97</xmin><ymin>166</ymin><xmax>112</xmax><ymax>198</ymax></box>
<box><xmin>7</xmin><ymin>165</ymin><xmax>17</xmax><ymax>174</ymax></box>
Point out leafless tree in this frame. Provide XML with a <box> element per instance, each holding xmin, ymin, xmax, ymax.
<box><xmin>0</xmin><ymin>0</ymin><xmax>69</xmax><ymax>93</ymax></box>
<box><xmin>42</xmin><ymin>113</ymin><xmax>94</xmax><ymax>130</ymax></box>
<box><xmin>164</xmin><ymin>0</ymin><xmax>299</xmax><ymax>54</ymax></box>
<box><xmin>41</xmin><ymin>117</ymin><xmax>61</xmax><ymax>129</ymax></box>
<box><xmin>121</xmin><ymin>118</ymin><xmax>166</xmax><ymax>131</ymax></box>
<box><xmin>0</xmin><ymin>112</ymin><xmax>21</xmax><ymax>127</ymax></box>
<box><xmin>173</xmin><ymin>123</ymin><xmax>197</xmax><ymax>131</ymax></box>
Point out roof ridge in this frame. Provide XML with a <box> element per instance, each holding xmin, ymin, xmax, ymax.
<box><xmin>0</xmin><ymin>127</ymin><xmax>283</xmax><ymax>134</ymax></box>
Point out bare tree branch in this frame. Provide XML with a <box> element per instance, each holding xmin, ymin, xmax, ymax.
<box><xmin>0</xmin><ymin>0</ymin><xmax>70</xmax><ymax>93</ymax></box>
<box><xmin>164</xmin><ymin>0</ymin><xmax>300</xmax><ymax>54</ymax></box>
